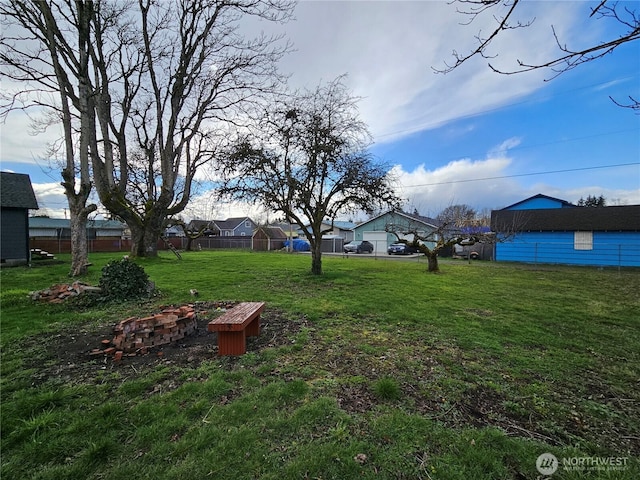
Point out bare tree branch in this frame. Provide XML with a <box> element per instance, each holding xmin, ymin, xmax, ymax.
<box><xmin>218</xmin><ymin>77</ymin><xmax>401</xmax><ymax>275</ymax></box>
<box><xmin>1</xmin><ymin>0</ymin><xmax>295</xmax><ymax>259</ymax></box>
<box><xmin>435</xmin><ymin>0</ymin><xmax>640</xmax><ymax>111</ymax></box>
<box><xmin>433</xmin><ymin>0</ymin><xmax>531</xmax><ymax>74</ymax></box>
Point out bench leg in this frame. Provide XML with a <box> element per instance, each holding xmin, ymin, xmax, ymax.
<box><xmin>245</xmin><ymin>316</ymin><xmax>260</xmax><ymax>337</ymax></box>
<box><xmin>217</xmin><ymin>330</ymin><xmax>246</xmax><ymax>356</ymax></box>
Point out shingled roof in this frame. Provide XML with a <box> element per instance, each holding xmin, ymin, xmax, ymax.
<box><xmin>491</xmin><ymin>205</ymin><xmax>640</xmax><ymax>232</ymax></box>
<box><xmin>254</xmin><ymin>226</ymin><xmax>287</xmax><ymax>238</ymax></box>
<box><xmin>1</xmin><ymin>172</ymin><xmax>39</xmax><ymax>209</ymax></box>
<box><xmin>215</xmin><ymin>217</ymin><xmax>252</xmax><ymax>230</ymax></box>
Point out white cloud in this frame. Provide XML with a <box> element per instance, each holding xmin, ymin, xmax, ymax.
<box><xmin>393</xmin><ymin>159</ymin><xmax>640</xmax><ymax>214</ymax></box>
<box><xmin>275</xmin><ymin>1</ymin><xmax>586</xmax><ymax>144</ymax></box>
<box><xmin>489</xmin><ymin>137</ymin><xmax>522</xmax><ymax>157</ymax></box>
<box><xmin>31</xmin><ymin>182</ymin><xmax>67</xmax><ymax>218</ymax></box>
<box><xmin>393</xmin><ymin>156</ymin><xmax>519</xmax><ymax>215</ymax></box>
<box><xmin>180</xmin><ymin>192</ymin><xmax>271</xmax><ymax>223</ymax></box>
<box><xmin>1</xmin><ymin>109</ymin><xmax>64</xmax><ymax>165</ymax></box>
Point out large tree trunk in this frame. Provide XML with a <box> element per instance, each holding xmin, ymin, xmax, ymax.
<box><xmin>43</xmin><ymin>1</ymin><xmax>96</xmax><ymax>277</ymax></box>
<box><xmin>310</xmin><ymin>239</ymin><xmax>323</xmax><ymax>275</ymax></box>
<box><xmin>143</xmin><ymin>232</ymin><xmax>158</xmax><ymax>257</ymax></box>
<box><xmin>129</xmin><ymin>223</ymin><xmax>161</xmax><ymax>258</ymax></box>
<box><xmin>67</xmin><ymin>204</ymin><xmax>95</xmax><ymax>276</ymax></box>
<box><xmin>426</xmin><ymin>252</ymin><xmax>440</xmax><ymax>273</ymax></box>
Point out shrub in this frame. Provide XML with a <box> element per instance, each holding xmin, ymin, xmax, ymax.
<box><xmin>98</xmin><ymin>258</ymin><xmax>150</xmax><ymax>301</ymax></box>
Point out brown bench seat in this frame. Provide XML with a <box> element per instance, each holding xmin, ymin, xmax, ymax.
<box><xmin>207</xmin><ymin>302</ymin><xmax>265</xmax><ymax>355</ymax></box>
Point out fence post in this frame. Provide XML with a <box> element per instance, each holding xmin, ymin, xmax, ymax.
<box><xmin>618</xmin><ymin>244</ymin><xmax>622</xmax><ymax>272</ymax></box>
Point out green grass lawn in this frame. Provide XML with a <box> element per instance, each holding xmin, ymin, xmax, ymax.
<box><xmin>1</xmin><ymin>251</ymin><xmax>639</xmax><ymax>479</ymax></box>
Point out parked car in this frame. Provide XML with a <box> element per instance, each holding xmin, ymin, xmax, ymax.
<box><xmin>387</xmin><ymin>243</ymin><xmax>418</xmax><ymax>255</ymax></box>
<box><xmin>343</xmin><ymin>240</ymin><xmax>374</xmax><ymax>254</ymax></box>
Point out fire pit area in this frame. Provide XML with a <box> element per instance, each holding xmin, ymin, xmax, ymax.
<box><xmin>90</xmin><ymin>301</ymin><xmax>240</xmax><ymax>361</ymax></box>
<box><xmin>92</xmin><ymin>305</ymin><xmax>197</xmax><ymax>360</ymax></box>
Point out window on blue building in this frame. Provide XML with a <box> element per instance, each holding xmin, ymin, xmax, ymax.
<box><xmin>574</xmin><ymin>231</ymin><xmax>593</xmax><ymax>250</ymax></box>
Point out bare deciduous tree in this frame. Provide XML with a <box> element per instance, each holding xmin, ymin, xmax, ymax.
<box><xmin>165</xmin><ymin>218</ymin><xmax>216</xmax><ymax>252</ymax></box>
<box><xmin>1</xmin><ymin>0</ymin><xmax>100</xmax><ymax>275</ymax></box>
<box><xmin>436</xmin><ymin>204</ymin><xmax>477</xmax><ymax>226</ymax></box>
<box><xmin>101</xmin><ymin>0</ymin><xmax>293</xmax><ymax>257</ymax></box>
<box><xmin>219</xmin><ymin>78</ymin><xmax>401</xmax><ymax>275</ymax></box>
<box><xmin>435</xmin><ymin>0</ymin><xmax>640</xmax><ymax>110</ymax></box>
<box><xmin>1</xmin><ymin>0</ymin><xmax>294</xmax><ymax>264</ymax></box>
<box><xmin>386</xmin><ymin>207</ymin><xmax>492</xmax><ymax>273</ymax></box>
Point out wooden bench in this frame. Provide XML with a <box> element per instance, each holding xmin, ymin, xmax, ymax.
<box><xmin>207</xmin><ymin>302</ymin><xmax>265</xmax><ymax>356</ymax></box>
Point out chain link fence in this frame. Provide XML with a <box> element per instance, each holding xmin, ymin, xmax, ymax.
<box><xmin>496</xmin><ymin>242</ymin><xmax>640</xmax><ymax>267</ymax></box>
<box><xmin>30</xmin><ymin>236</ymin><xmax>638</xmax><ymax>268</ymax></box>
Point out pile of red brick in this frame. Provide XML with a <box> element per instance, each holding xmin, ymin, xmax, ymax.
<box><xmin>30</xmin><ymin>282</ymin><xmax>102</xmax><ymax>303</ymax></box>
<box><xmin>92</xmin><ymin>305</ymin><xmax>197</xmax><ymax>360</ymax></box>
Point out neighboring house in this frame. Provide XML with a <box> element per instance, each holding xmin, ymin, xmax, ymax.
<box><xmin>184</xmin><ymin>220</ymin><xmax>219</xmax><ymax>236</ymax></box>
<box><xmin>29</xmin><ymin>217</ymin><xmax>128</xmax><ymax>239</ymax></box>
<box><xmin>252</xmin><ymin>226</ymin><xmax>287</xmax><ymax>251</ymax></box>
<box><xmin>269</xmin><ymin>222</ymin><xmax>301</xmax><ymax>239</ymax></box>
<box><xmin>491</xmin><ymin>194</ymin><xmax>640</xmax><ymax>267</ymax></box>
<box><xmin>299</xmin><ymin>220</ymin><xmax>356</xmax><ymax>242</ymax></box>
<box><xmin>90</xmin><ymin>219</ymin><xmax>129</xmax><ymax>238</ymax></box>
<box><xmin>29</xmin><ymin>217</ymin><xmax>72</xmax><ymax>238</ymax></box>
<box><xmin>332</xmin><ymin>221</ymin><xmax>356</xmax><ymax>241</ymax></box>
<box><xmin>164</xmin><ymin>225</ymin><xmax>185</xmax><ymax>238</ymax></box>
<box><xmin>1</xmin><ymin>172</ymin><xmax>39</xmax><ymax>265</ymax></box>
<box><xmin>352</xmin><ymin>210</ymin><xmax>440</xmax><ymax>254</ymax></box>
<box><xmin>214</xmin><ymin>217</ymin><xmax>256</xmax><ymax>237</ymax></box>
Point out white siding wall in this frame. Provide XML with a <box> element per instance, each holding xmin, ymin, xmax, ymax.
<box><xmin>362</xmin><ymin>231</ymin><xmax>387</xmax><ymax>253</ymax></box>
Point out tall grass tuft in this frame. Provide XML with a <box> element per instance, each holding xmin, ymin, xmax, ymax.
<box><xmin>372</xmin><ymin>377</ymin><xmax>401</xmax><ymax>401</ymax></box>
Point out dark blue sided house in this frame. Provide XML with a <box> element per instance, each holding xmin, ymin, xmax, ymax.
<box><xmin>1</xmin><ymin>172</ymin><xmax>39</xmax><ymax>266</ymax></box>
<box><xmin>491</xmin><ymin>194</ymin><xmax>640</xmax><ymax>267</ymax></box>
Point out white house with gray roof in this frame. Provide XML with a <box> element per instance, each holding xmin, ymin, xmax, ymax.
<box><xmin>352</xmin><ymin>210</ymin><xmax>440</xmax><ymax>254</ymax></box>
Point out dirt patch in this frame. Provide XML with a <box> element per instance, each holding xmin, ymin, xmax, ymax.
<box><xmin>337</xmin><ymin>384</ymin><xmax>378</xmax><ymax>413</ymax></box>
<box><xmin>22</xmin><ymin>301</ymin><xmax>312</xmax><ymax>387</ymax></box>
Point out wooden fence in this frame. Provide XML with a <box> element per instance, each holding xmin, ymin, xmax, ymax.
<box><xmin>30</xmin><ymin>235</ymin><xmax>346</xmax><ymax>254</ymax></box>
<box><xmin>30</xmin><ymin>237</ymin><xmax>182</xmax><ymax>254</ymax></box>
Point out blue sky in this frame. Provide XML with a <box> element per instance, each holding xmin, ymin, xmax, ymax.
<box><xmin>372</xmin><ymin>62</ymin><xmax>640</xmax><ymax>214</ymax></box>
<box><xmin>1</xmin><ymin>0</ymin><xmax>639</xmax><ymax>220</ymax></box>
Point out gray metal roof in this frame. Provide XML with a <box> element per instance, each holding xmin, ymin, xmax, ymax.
<box><xmin>332</xmin><ymin>220</ymin><xmax>356</xmax><ymax>230</ymax></box>
<box><xmin>1</xmin><ymin>172</ymin><xmax>39</xmax><ymax>209</ymax></box>
<box><xmin>29</xmin><ymin>217</ymin><xmax>127</xmax><ymax>230</ymax></box>
<box><xmin>355</xmin><ymin>209</ymin><xmax>440</xmax><ymax>230</ymax></box>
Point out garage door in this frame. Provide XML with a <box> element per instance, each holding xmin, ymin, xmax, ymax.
<box><xmin>362</xmin><ymin>231</ymin><xmax>388</xmax><ymax>254</ymax></box>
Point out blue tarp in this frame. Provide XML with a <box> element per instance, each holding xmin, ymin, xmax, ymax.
<box><xmin>283</xmin><ymin>239</ymin><xmax>310</xmax><ymax>251</ymax></box>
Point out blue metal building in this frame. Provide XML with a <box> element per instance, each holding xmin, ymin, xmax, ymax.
<box><xmin>491</xmin><ymin>194</ymin><xmax>640</xmax><ymax>267</ymax></box>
